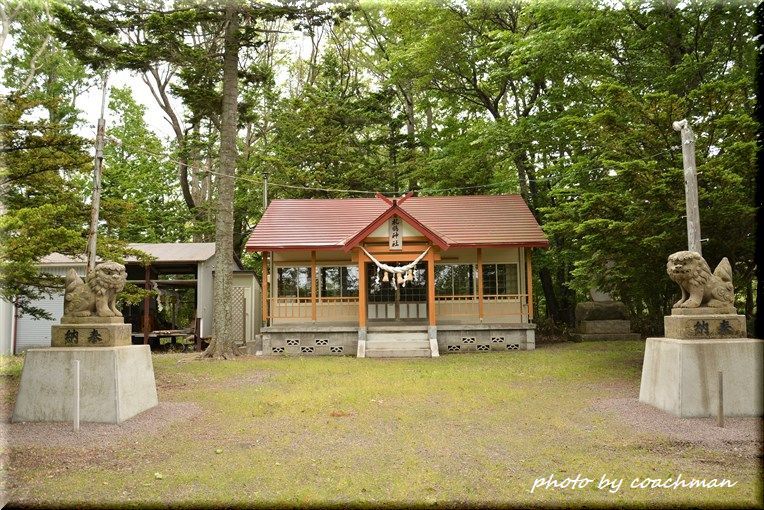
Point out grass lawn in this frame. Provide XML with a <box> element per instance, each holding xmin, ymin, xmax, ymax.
<box><xmin>2</xmin><ymin>341</ymin><xmax>762</xmax><ymax>508</ymax></box>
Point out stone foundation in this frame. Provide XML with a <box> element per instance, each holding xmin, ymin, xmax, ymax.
<box><xmin>573</xmin><ymin>301</ymin><xmax>640</xmax><ymax>341</ymax></box>
<box><xmin>262</xmin><ymin>326</ymin><xmax>358</xmax><ymax>356</ymax></box>
<box><xmin>437</xmin><ymin>324</ymin><xmax>535</xmax><ymax>353</ymax></box>
<box><xmin>261</xmin><ymin>324</ymin><xmax>537</xmax><ymax>356</ymax></box>
<box><xmin>639</xmin><ymin>307</ymin><xmax>762</xmax><ymax>417</ymax></box>
<box><xmin>12</xmin><ymin>345</ymin><xmax>158</xmax><ymax>423</ymax></box>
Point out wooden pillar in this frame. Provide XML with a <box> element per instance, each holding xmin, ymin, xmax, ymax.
<box><xmin>261</xmin><ymin>252</ymin><xmax>269</xmax><ymax>327</ymax></box>
<box><xmin>427</xmin><ymin>249</ymin><xmax>436</xmax><ymax>327</ymax></box>
<box><xmin>358</xmin><ymin>250</ymin><xmax>367</xmax><ymax>328</ymax></box>
<box><xmin>526</xmin><ymin>248</ymin><xmax>534</xmax><ymax>322</ymax></box>
<box><xmin>311</xmin><ymin>250</ymin><xmax>317</xmax><ymax>322</ymax></box>
<box><xmin>143</xmin><ymin>264</ymin><xmax>151</xmax><ymax>344</ymax></box>
<box><xmin>477</xmin><ymin>248</ymin><xmax>484</xmax><ymax>322</ymax></box>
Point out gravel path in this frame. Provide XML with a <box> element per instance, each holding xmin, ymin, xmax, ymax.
<box><xmin>0</xmin><ymin>402</ymin><xmax>203</xmax><ymax>448</ymax></box>
<box><xmin>592</xmin><ymin>397</ymin><xmax>763</xmax><ymax>457</ymax></box>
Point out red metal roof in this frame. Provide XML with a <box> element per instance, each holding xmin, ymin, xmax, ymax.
<box><xmin>400</xmin><ymin>195</ymin><xmax>548</xmax><ymax>248</ymax></box>
<box><xmin>246</xmin><ymin>194</ymin><xmax>548</xmax><ymax>251</ymax></box>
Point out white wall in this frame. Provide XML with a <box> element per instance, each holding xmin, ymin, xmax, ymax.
<box><xmin>0</xmin><ymin>299</ymin><xmax>14</xmax><ymax>355</ymax></box>
<box><xmin>197</xmin><ymin>259</ymin><xmax>214</xmax><ymax>338</ymax></box>
<box><xmin>13</xmin><ymin>266</ymin><xmax>75</xmax><ymax>352</ymax></box>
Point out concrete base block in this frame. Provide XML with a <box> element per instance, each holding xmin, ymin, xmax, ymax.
<box><xmin>574</xmin><ymin>332</ymin><xmax>642</xmax><ymax>341</ymax></box>
<box><xmin>357</xmin><ymin>328</ymin><xmax>367</xmax><ymax>358</ymax></box>
<box><xmin>52</xmin><ymin>323</ymin><xmax>132</xmax><ymax>347</ymax></box>
<box><xmin>577</xmin><ymin>320</ymin><xmax>633</xmax><ymax>334</ymax></box>
<box><xmin>12</xmin><ymin>346</ymin><xmax>158</xmax><ymax>423</ymax></box>
<box><xmin>429</xmin><ymin>336</ymin><xmax>440</xmax><ymax>357</ymax></box>
<box><xmin>639</xmin><ymin>337</ymin><xmax>764</xmax><ymax>417</ymax></box>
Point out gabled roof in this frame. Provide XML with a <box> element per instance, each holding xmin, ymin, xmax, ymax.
<box><xmin>342</xmin><ymin>201</ymin><xmax>450</xmax><ymax>251</ymax></box>
<box><xmin>245</xmin><ymin>194</ymin><xmax>548</xmax><ymax>251</ymax></box>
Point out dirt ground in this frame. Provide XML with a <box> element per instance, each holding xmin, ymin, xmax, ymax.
<box><xmin>2</xmin><ymin>345</ymin><xmax>762</xmax><ymax>507</ymax></box>
<box><xmin>592</xmin><ymin>397</ymin><xmax>763</xmax><ymax>458</ymax></box>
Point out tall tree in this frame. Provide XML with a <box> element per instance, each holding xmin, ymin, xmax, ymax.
<box><xmin>0</xmin><ymin>0</ymin><xmax>94</xmax><ymax>318</ymax></box>
<box><xmin>206</xmin><ymin>1</ymin><xmax>239</xmax><ymax>358</ymax></box>
<box><xmin>101</xmin><ymin>87</ymin><xmax>192</xmax><ymax>243</ymax></box>
<box><xmin>53</xmin><ymin>0</ymin><xmax>336</xmax><ymax>356</ymax></box>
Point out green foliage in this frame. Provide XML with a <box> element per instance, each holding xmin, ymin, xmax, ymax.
<box><xmin>2</xmin><ymin>0</ymin><xmax>754</xmax><ymax>334</ymax></box>
<box><xmin>537</xmin><ymin>2</ymin><xmax>757</xmax><ymax>332</ymax></box>
<box><xmin>101</xmin><ymin>87</ymin><xmax>193</xmax><ymax>243</ymax></box>
<box><xmin>0</xmin><ymin>93</ymin><xmax>91</xmax><ymax>318</ymax></box>
<box><xmin>269</xmin><ymin>50</ymin><xmax>408</xmax><ymax>198</ymax></box>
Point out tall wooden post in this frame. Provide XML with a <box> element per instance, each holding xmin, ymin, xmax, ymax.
<box><xmin>358</xmin><ymin>251</ymin><xmax>367</xmax><ymax>328</ymax></box>
<box><xmin>525</xmin><ymin>248</ymin><xmax>534</xmax><ymax>322</ymax></box>
<box><xmin>261</xmin><ymin>252</ymin><xmax>269</xmax><ymax>327</ymax></box>
<box><xmin>311</xmin><ymin>250</ymin><xmax>317</xmax><ymax>322</ymax></box>
<box><xmin>673</xmin><ymin>119</ymin><xmax>702</xmax><ymax>255</ymax></box>
<box><xmin>427</xmin><ymin>249</ymin><xmax>436</xmax><ymax>327</ymax></box>
<box><xmin>86</xmin><ymin>75</ymin><xmax>109</xmax><ymax>273</ymax></box>
<box><xmin>477</xmin><ymin>248</ymin><xmax>484</xmax><ymax>322</ymax></box>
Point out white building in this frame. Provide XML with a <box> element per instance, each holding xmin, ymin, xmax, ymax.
<box><xmin>1</xmin><ymin>242</ymin><xmax>260</xmax><ymax>354</ymax></box>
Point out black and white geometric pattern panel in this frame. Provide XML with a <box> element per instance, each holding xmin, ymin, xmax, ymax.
<box><xmin>286</xmin><ymin>338</ymin><xmax>300</xmax><ymax>346</ymax></box>
<box><xmin>272</xmin><ymin>346</ymin><xmax>285</xmax><ymax>354</ymax></box>
<box><xmin>507</xmin><ymin>344</ymin><xmax>520</xmax><ymax>350</ymax></box>
<box><xmin>315</xmin><ymin>338</ymin><xmax>329</xmax><ymax>346</ymax></box>
<box><xmin>300</xmin><ymin>346</ymin><xmax>314</xmax><ymax>353</ymax></box>
<box><xmin>462</xmin><ymin>337</ymin><xmax>476</xmax><ymax>344</ymax></box>
<box><xmin>491</xmin><ymin>336</ymin><xmax>505</xmax><ymax>343</ymax></box>
<box><xmin>330</xmin><ymin>346</ymin><xmax>343</xmax><ymax>353</ymax></box>
<box><xmin>476</xmin><ymin>344</ymin><xmax>490</xmax><ymax>351</ymax></box>
<box><xmin>447</xmin><ymin>345</ymin><xmax>461</xmax><ymax>352</ymax></box>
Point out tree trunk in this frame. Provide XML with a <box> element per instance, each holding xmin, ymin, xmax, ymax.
<box><xmin>202</xmin><ymin>1</ymin><xmax>239</xmax><ymax>359</ymax></box>
<box><xmin>539</xmin><ymin>267</ymin><xmax>560</xmax><ymax>323</ymax></box>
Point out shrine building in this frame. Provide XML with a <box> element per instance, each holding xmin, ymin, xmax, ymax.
<box><xmin>246</xmin><ymin>193</ymin><xmax>548</xmax><ymax>357</ymax></box>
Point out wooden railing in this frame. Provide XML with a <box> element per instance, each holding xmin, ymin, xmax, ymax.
<box><xmin>267</xmin><ymin>296</ymin><xmax>359</xmax><ymax>321</ymax></box>
<box><xmin>266</xmin><ymin>294</ymin><xmax>527</xmax><ymax>323</ymax></box>
<box><xmin>436</xmin><ymin>294</ymin><xmax>529</xmax><ymax>320</ymax></box>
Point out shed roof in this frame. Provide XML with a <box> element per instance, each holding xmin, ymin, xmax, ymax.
<box><xmin>246</xmin><ymin>194</ymin><xmax>548</xmax><ymax>250</ymax></box>
<box><xmin>41</xmin><ymin>242</ymin><xmax>217</xmax><ymax>266</ymax></box>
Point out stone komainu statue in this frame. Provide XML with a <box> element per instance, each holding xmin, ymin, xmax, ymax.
<box><xmin>64</xmin><ymin>261</ymin><xmax>127</xmax><ymax>318</ymax></box>
<box><xmin>666</xmin><ymin>251</ymin><xmax>734</xmax><ymax>309</ymax></box>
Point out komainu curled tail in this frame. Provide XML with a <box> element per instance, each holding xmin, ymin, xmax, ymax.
<box><xmin>65</xmin><ymin>268</ymin><xmax>83</xmax><ymax>294</ymax></box>
<box><xmin>709</xmin><ymin>257</ymin><xmax>734</xmax><ymax>307</ymax></box>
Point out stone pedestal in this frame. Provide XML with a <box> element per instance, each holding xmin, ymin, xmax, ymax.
<box><xmin>52</xmin><ymin>317</ymin><xmax>131</xmax><ymax>347</ymax></box>
<box><xmin>663</xmin><ymin>307</ymin><xmax>746</xmax><ymax>339</ymax></box>
<box><xmin>573</xmin><ymin>301</ymin><xmax>641</xmax><ymax>341</ymax></box>
<box><xmin>639</xmin><ymin>337</ymin><xmax>763</xmax><ymax>417</ymax></box>
<box><xmin>639</xmin><ymin>308</ymin><xmax>763</xmax><ymax>417</ymax></box>
<box><xmin>12</xmin><ymin>346</ymin><xmax>158</xmax><ymax>424</ymax></box>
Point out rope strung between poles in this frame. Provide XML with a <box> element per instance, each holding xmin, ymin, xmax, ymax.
<box><xmin>360</xmin><ymin>246</ymin><xmax>430</xmax><ymax>290</ymax></box>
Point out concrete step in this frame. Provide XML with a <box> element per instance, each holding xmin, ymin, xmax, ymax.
<box><xmin>368</xmin><ymin>325</ymin><xmax>428</xmax><ymax>332</ymax></box>
<box><xmin>367</xmin><ymin>332</ymin><xmax>428</xmax><ymax>343</ymax></box>
<box><xmin>366</xmin><ymin>340</ymin><xmax>430</xmax><ymax>350</ymax></box>
<box><xmin>365</xmin><ymin>348</ymin><xmax>433</xmax><ymax>358</ymax></box>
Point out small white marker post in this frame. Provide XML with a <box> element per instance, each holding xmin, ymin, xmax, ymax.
<box><xmin>717</xmin><ymin>371</ymin><xmax>724</xmax><ymax>428</ymax></box>
<box><xmin>73</xmin><ymin>360</ymin><xmax>80</xmax><ymax>431</ymax></box>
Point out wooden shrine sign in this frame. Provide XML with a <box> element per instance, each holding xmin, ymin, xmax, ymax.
<box><xmin>389</xmin><ymin>217</ymin><xmax>402</xmax><ymax>250</ymax></box>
